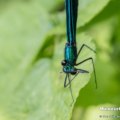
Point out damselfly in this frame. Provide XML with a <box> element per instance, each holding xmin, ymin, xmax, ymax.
<box><xmin>61</xmin><ymin>0</ymin><xmax>97</xmax><ymax>106</ymax></box>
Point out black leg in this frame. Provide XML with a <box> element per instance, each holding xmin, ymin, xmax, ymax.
<box><xmin>64</xmin><ymin>70</ymin><xmax>89</xmax><ymax>106</ymax></box>
<box><xmin>64</xmin><ymin>69</ymin><xmax>89</xmax><ymax>87</ymax></box>
<box><xmin>64</xmin><ymin>74</ymin><xmax>68</xmax><ymax>88</ymax></box>
<box><xmin>64</xmin><ymin>72</ymin><xmax>79</xmax><ymax>88</ymax></box>
<box><xmin>64</xmin><ymin>74</ymin><xmax>74</xmax><ymax>106</ymax></box>
<box><xmin>77</xmin><ymin>69</ymin><xmax>89</xmax><ymax>73</ymax></box>
<box><xmin>68</xmin><ymin>74</ymin><xmax>74</xmax><ymax>107</ymax></box>
<box><xmin>75</xmin><ymin>57</ymin><xmax>97</xmax><ymax>89</ymax></box>
<box><xmin>76</xmin><ymin>44</ymin><xmax>96</xmax><ymax>60</ymax></box>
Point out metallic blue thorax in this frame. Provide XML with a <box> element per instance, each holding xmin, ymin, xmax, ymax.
<box><xmin>63</xmin><ymin>44</ymin><xmax>77</xmax><ymax>72</ymax></box>
<box><xmin>65</xmin><ymin>44</ymin><xmax>77</xmax><ymax>64</ymax></box>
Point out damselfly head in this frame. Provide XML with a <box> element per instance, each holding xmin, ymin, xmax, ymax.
<box><xmin>63</xmin><ymin>65</ymin><xmax>77</xmax><ymax>75</ymax></box>
<box><xmin>61</xmin><ymin>60</ymin><xmax>67</xmax><ymax>66</ymax></box>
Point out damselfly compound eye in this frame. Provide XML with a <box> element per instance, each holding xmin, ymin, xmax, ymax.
<box><xmin>61</xmin><ymin>60</ymin><xmax>67</xmax><ymax>66</ymax></box>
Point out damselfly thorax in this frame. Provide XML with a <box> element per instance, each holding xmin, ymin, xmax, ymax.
<box><xmin>62</xmin><ymin>42</ymin><xmax>77</xmax><ymax>75</ymax></box>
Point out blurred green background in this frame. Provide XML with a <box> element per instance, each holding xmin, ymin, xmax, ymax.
<box><xmin>0</xmin><ymin>0</ymin><xmax>120</xmax><ymax>120</ymax></box>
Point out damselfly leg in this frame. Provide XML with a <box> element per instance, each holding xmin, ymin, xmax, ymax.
<box><xmin>77</xmin><ymin>44</ymin><xmax>96</xmax><ymax>60</ymax></box>
<box><xmin>64</xmin><ymin>73</ymin><xmax>75</xmax><ymax>107</ymax></box>
<box><xmin>75</xmin><ymin>57</ymin><xmax>97</xmax><ymax>89</ymax></box>
<box><xmin>64</xmin><ymin>69</ymin><xmax>89</xmax><ymax>106</ymax></box>
<box><xmin>75</xmin><ymin>44</ymin><xmax>97</xmax><ymax>89</ymax></box>
<box><xmin>64</xmin><ymin>69</ymin><xmax>89</xmax><ymax>87</ymax></box>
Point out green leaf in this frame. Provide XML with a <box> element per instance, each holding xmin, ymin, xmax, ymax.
<box><xmin>0</xmin><ymin>1</ymin><xmax>53</xmax><ymax>72</ymax></box>
<box><xmin>75</xmin><ymin>6</ymin><xmax>119</xmax><ymax>108</ymax></box>
<box><xmin>0</xmin><ymin>0</ymin><xmax>54</xmax><ymax>117</ymax></box>
<box><xmin>0</xmin><ymin>29</ymin><xmax>96</xmax><ymax>120</ymax></box>
<box><xmin>85</xmin><ymin>16</ymin><xmax>118</xmax><ymax>59</ymax></box>
<box><xmin>38</xmin><ymin>0</ymin><xmax>64</xmax><ymax>12</ymax></box>
<box><xmin>77</xmin><ymin>0</ymin><xmax>110</xmax><ymax>27</ymax></box>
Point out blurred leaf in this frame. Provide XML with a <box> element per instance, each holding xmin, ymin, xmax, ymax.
<box><xmin>71</xmin><ymin>107</ymin><xmax>84</xmax><ymax>120</ymax></box>
<box><xmin>0</xmin><ymin>23</ymin><xmax>96</xmax><ymax>120</ymax></box>
<box><xmin>0</xmin><ymin>1</ymin><xmax>54</xmax><ymax>71</ymax></box>
<box><xmin>86</xmin><ymin>0</ymin><xmax>120</xmax><ymax>23</ymax></box>
<box><xmin>0</xmin><ymin>1</ymin><xmax>54</xmax><ymax>119</ymax></box>
<box><xmin>50</xmin><ymin>0</ymin><xmax>110</xmax><ymax>34</ymax></box>
<box><xmin>85</xmin><ymin>16</ymin><xmax>118</xmax><ymax>61</ymax></box>
<box><xmin>77</xmin><ymin>0</ymin><xmax>110</xmax><ymax>27</ymax></box>
<box><xmin>75</xmin><ymin>57</ymin><xmax>119</xmax><ymax>108</ymax></box>
<box><xmin>112</xmin><ymin>15</ymin><xmax>120</xmax><ymax>68</ymax></box>
<box><xmin>38</xmin><ymin>0</ymin><xmax>64</xmax><ymax>12</ymax></box>
<box><xmin>75</xmin><ymin>15</ymin><xmax>119</xmax><ymax>108</ymax></box>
